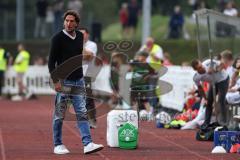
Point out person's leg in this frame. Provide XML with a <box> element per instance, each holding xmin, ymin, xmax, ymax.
<box><xmin>72</xmin><ymin>88</ymin><xmax>104</xmax><ymax>154</ymax></box>
<box><xmin>71</xmin><ymin>79</ymin><xmax>92</xmax><ymax>146</ymax></box>
<box><xmin>34</xmin><ymin>17</ymin><xmax>41</xmax><ymax>38</ymax></box>
<box><xmin>53</xmin><ymin>93</ymin><xmax>67</xmax><ymax>146</ymax></box>
<box><xmin>16</xmin><ymin>73</ymin><xmax>27</xmax><ymax>95</ymax></box>
<box><xmin>62</xmin><ymin>79</ymin><xmax>103</xmax><ymax>154</ymax></box>
<box><xmin>132</xmin><ymin>21</ymin><xmax>137</xmax><ymax>37</ymax></box>
<box><xmin>216</xmin><ymin>78</ymin><xmax>229</xmax><ymax>125</ymax></box>
<box><xmin>84</xmin><ymin>77</ymin><xmax>96</xmax><ymax>126</ymax></box>
<box><xmin>40</xmin><ymin>17</ymin><xmax>47</xmax><ymax>38</ymax></box>
<box><xmin>204</xmin><ymin>84</ymin><xmax>214</xmax><ymax>126</ymax></box>
<box><xmin>148</xmin><ymin>77</ymin><xmax>159</xmax><ymax>113</ymax></box>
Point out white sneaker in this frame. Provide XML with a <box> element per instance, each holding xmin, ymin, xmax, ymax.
<box><xmin>11</xmin><ymin>95</ymin><xmax>23</xmax><ymax>101</ymax></box>
<box><xmin>84</xmin><ymin>142</ymin><xmax>104</xmax><ymax>154</ymax></box>
<box><xmin>54</xmin><ymin>145</ymin><xmax>70</xmax><ymax>154</ymax></box>
<box><xmin>233</xmin><ymin>115</ymin><xmax>240</xmax><ymax>121</ymax></box>
<box><xmin>25</xmin><ymin>92</ymin><xmax>32</xmax><ymax>100</ymax></box>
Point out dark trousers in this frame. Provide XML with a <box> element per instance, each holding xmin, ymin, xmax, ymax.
<box><xmin>0</xmin><ymin>71</ymin><xmax>4</xmax><ymax>96</ymax></box>
<box><xmin>204</xmin><ymin>77</ymin><xmax>229</xmax><ymax>125</ymax></box>
<box><xmin>84</xmin><ymin>77</ymin><xmax>96</xmax><ymax>122</ymax></box>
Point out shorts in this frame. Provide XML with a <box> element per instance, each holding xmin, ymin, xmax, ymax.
<box><xmin>16</xmin><ymin>73</ymin><xmax>24</xmax><ymax>83</ymax></box>
<box><xmin>128</xmin><ymin>17</ymin><xmax>138</xmax><ymax>28</ymax></box>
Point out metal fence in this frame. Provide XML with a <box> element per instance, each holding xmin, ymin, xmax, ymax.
<box><xmin>0</xmin><ymin>0</ymin><xmax>37</xmax><ymax>41</ymax></box>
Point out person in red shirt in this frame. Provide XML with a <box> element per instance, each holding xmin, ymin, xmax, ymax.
<box><xmin>119</xmin><ymin>3</ymin><xmax>128</xmax><ymax>38</ymax></box>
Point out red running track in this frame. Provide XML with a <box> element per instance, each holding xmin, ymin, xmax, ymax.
<box><xmin>0</xmin><ymin>96</ymin><xmax>239</xmax><ymax>160</ymax></box>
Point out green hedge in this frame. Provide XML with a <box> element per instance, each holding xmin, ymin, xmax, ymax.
<box><xmin>97</xmin><ymin>40</ymin><xmax>198</xmax><ymax>65</ymax></box>
<box><xmin>1</xmin><ymin>40</ymin><xmax>198</xmax><ymax>65</ymax></box>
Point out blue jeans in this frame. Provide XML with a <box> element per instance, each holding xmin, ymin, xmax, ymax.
<box><xmin>53</xmin><ymin>78</ymin><xmax>92</xmax><ymax>146</ymax></box>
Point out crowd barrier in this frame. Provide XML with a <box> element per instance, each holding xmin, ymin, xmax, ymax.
<box><xmin>160</xmin><ymin>66</ymin><xmax>196</xmax><ymax>111</ymax></box>
<box><xmin>3</xmin><ymin>66</ymin><xmax>55</xmax><ymax>95</ymax></box>
<box><xmin>3</xmin><ymin>65</ymin><xmax>196</xmax><ymax>111</ymax></box>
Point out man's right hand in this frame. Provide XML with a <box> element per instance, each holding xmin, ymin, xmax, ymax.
<box><xmin>54</xmin><ymin>82</ymin><xmax>62</xmax><ymax>92</ymax></box>
<box><xmin>228</xmin><ymin>87</ymin><xmax>238</xmax><ymax>92</ymax></box>
<box><xmin>207</xmin><ymin>68</ymin><xmax>214</xmax><ymax>74</ymax></box>
<box><xmin>202</xmin><ymin>98</ymin><xmax>208</xmax><ymax>106</ymax></box>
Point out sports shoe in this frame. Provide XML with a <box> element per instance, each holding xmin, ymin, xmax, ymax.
<box><xmin>84</xmin><ymin>142</ymin><xmax>104</xmax><ymax>154</ymax></box>
<box><xmin>25</xmin><ymin>92</ymin><xmax>32</xmax><ymax>99</ymax></box>
<box><xmin>11</xmin><ymin>95</ymin><xmax>23</xmax><ymax>101</ymax></box>
<box><xmin>233</xmin><ymin>115</ymin><xmax>240</xmax><ymax>121</ymax></box>
<box><xmin>54</xmin><ymin>144</ymin><xmax>70</xmax><ymax>154</ymax></box>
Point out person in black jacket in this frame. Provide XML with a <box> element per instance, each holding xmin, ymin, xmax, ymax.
<box><xmin>168</xmin><ymin>5</ymin><xmax>184</xmax><ymax>39</ymax></box>
<box><xmin>34</xmin><ymin>0</ymin><xmax>48</xmax><ymax>38</ymax></box>
<box><xmin>48</xmin><ymin>10</ymin><xmax>103</xmax><ymax>155</ymax></box>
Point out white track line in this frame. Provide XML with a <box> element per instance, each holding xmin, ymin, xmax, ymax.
<box><xmin>64</xmin><ymin>124</ymin><xmax>110</xmax><ymax>160</ymax></box>
<box><xmin>0</xmin><ymin>129</ymin><xmax>6</xmax><ymax>160</ymax></box>
<box><xmin>39</xmin><ymin>102</ymin><xmax>212</xmax><ymax>160</ymax></box>
<box><xmin>141</xmin><ymin>128</ymin><xmax>212</xmax><ymax>160</ymax></box>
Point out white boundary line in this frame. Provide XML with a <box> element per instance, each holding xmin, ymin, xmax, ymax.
<box><xmin>141</xmin><ymin>128</ymin><xmax>212</xmax><ymax>160</ymax></box>
<box><xmin>41</xmin><ymin>96</ymin><xmax>213</xmax><ymax>160</ymax></box>
<box><xmin>38</xmin><ymin>102</ymin><xmax>110</xmax><ymax>159</ymax></box>
<box><xmin>0</xmin><ymin>128</ymin><xmax>6</xmax><ymax>160</ymax></box>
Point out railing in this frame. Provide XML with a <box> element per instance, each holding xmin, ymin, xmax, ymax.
<box><xmin>3</xmin><ymin>66</ymin><xmax>54</xmax><ymax>95</ymax></box>
<box><xmin>3</xmin><ymin>65</ymin><xmax>113</xmax><ymax>95</ymax></box>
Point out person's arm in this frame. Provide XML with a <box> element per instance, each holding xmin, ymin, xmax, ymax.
<box><xmin>204</xmin><ymin>60</ymin><xmax>223</xmax><ymax>74</ymax></box>
<box><xmin>180</xmin><ymin>14</ymin><xmax>184</xmax><ymax>26</ymax></box>
<box><xmin>83</xmin><ymin>42</ymin><xmax>97</xmax><ymax>61</ymax></box>
<box><xmin>4</xmin><ymin>51</ymin><xmax>12</xmax><ymax>66</ymax></box>
<box><xmin>151</xmin><ymin>53</ymin><xmax>161</xmax><ymax>61</ymax></box>
<box><xmin>48</xmin><ymin>37</ymin><xmax>61</xmax><ymax>91</ymax></box>
<box><xmin>48</xmin><ymin>37</ymin><xmax>58</xmax><ymax>75</ymax></box>
<box><xmin>150</xmin><ymin>46</ymin><xmax>163</xmax><ymax>62</ymax></box>
<box><xmin>229</xmin><ymin>70</ymin><xmax>239</xmax><ymax>88</ymax></box>
<box><xmin>193</xmin><ymin>74</ymin><xmax>207</xmax><ymax>99</ymax></box>
<box><xmin>82</xmin><ymin>49</ymin><xmax>93</xmax><ymax>61</ymax></box>
<box><xmin>215</xmin><ymin>61</ymin><xmax>225</xmax><ymax>72</ymax></box>
<box><xmin>138</xmin><ymin>45</ymin><xmax>146</xmax><ymax>52</ymax></box>
<box><xmin>14</xmin><ymin>52</ymin><xmax>25</xmax><ymax>65</ymax></box>
<box><xmin>228</xmin><ymin>86</ymin><xmax>239</xmax><ymax>92</ymax></box>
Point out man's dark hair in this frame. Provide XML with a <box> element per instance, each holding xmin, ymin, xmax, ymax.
<box><xmin>191</xmin><ymin>59</ymin><xmax>200</xmax><ymax>70</ymax></box>
<box><xmin>79</xmin><ymin>27</ymin><xmax>89</xmax><ymax>34</ymax></box>
<box><xmin>63</xmin><ymin>10</ymin><xmax>80</xmax><ymax>24</ymax></box>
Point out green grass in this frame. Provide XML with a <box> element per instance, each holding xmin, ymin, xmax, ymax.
<box><xmin>102</xmin><ymin>15</ymin><xmax>197</xmax><ymax>42</ymax></box>
<box><xmin>101</xmin><ymin>15</ymin><xmax>199</xmax><ymax>64</ymax></box>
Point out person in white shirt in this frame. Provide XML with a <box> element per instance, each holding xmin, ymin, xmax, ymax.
<box><xmin>226</xmin><ymin>57</ymin><xmax>240</xmax><ymax>104</ymax></box>
<box><xmin>79</xmin><ymin>27</ymin><xmax>98</xmax><ymax>129</ymax></box>
<box><xmin>223</xmin><ymin>1</ymin><xmax>238</xmax><ymax>17</ymax></box>
<box><xmin>220</xmin><ymin>50</ymin><xmax>234</xmax><ymax>77</ymax></box>
<box><xmin>191</xmin><ymin>58</ymin><xmax>229</xmax><ymax>127</ymax></box>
